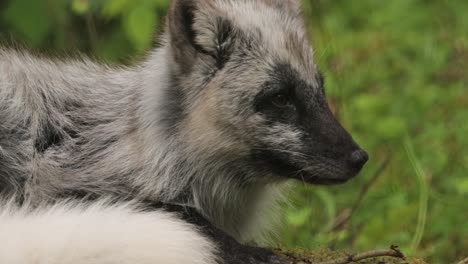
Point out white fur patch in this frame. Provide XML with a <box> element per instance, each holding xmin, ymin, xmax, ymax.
<box><xmin>0</xmin><ymin>201</ymin><xmax>218</xmax><ymax>264</ymax></box>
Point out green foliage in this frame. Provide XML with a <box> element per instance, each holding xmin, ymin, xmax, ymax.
<box><xmin>1</xmin><ymin>0</ymin><xmax>168</xmax><ymax>61</ymax></box>
<box><xmin>281</xmin><ymin>1</ymin><xmax>467</xmax><ymax>263</ymax></box>
<box><xmin>3</xmin><ymin>0</ymin><xmax>52</xmax><ymax>45</ymax></box>
<box><xmin>1</xmin><ymin>0</ymin><xmax>466</xmax><ymax>262</ymax></box>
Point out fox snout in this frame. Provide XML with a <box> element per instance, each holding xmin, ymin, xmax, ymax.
<box><xmin>301</xmin><ymin>112</ymin><xmax>369</xmax><ymax>184</ymax></box>
<box><xmin>349</xmin><ymin>148</ymin><xmax>369</xmax><ymax>171</ymax></box>
<box><xmin>299</xmin><ymin>145</ymin><xmax>368</xmax><ymax>185</ymax></box>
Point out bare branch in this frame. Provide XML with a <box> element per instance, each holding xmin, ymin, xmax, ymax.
<box><xmin>456</xmin><ymin>257</ymin><xmax>468</xmax><ymax>264</ymax></box>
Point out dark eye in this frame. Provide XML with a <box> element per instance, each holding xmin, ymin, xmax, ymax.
<box><xmin>271</xmin><ymin>93</ymin><xmax>291</xmax><ymax>108</ymax></box>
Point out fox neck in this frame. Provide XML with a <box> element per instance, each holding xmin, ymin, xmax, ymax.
<box><xmin>138</xmin><ymin>142</ymin><xmax>284</xmax><ymax>242</ymax></box>
<box><xmin>133</xmin><ymin>47</ymin><xmax>286</xmax><ymax>242</ymax></box>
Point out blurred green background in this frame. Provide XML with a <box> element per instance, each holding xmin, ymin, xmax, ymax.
<box><xmin>1</xmin><ymin>0</ymin><xmax>466</xmax><ymax>262</ymax></box>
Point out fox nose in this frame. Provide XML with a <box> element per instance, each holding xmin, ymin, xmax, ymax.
<box><xmin>349</xmin><ymin>149</ymin><xmax>368</xmax><ymax>170</ymax></box>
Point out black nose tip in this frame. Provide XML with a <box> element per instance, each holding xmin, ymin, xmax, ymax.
<box><xmin>349</xmin><ymin>149</ymin><xmax>368</xmax><ymax>169</ymax></box>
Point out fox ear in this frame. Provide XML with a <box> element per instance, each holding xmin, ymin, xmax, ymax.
<box><xmin>167</xmin><ymin>0</ymin><xmax>235</xmax><ymax>74</ymax></box>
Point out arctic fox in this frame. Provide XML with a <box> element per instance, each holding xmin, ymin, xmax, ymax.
<box><xmin>0</xmin><ymin>0</ymin><xmax>368</xmax><ymax>263</ymax></box>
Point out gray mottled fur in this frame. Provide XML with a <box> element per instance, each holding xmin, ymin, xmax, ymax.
<box><xmin>0</xmin><ymin>0</ymin><xmax>336</xmax><ymax>243</ymax></box>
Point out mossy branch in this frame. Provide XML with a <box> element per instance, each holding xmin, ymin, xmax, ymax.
<box><xmin>276</xmin><ymin>245</ymin><xmax>412</xmax><ymax>264</ymax></box>
<box><xmin>315</xmin><ymin>245</ymin><xmax>404</xmax><ymax>264</ymax></box>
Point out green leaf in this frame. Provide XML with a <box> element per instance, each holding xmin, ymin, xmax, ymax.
<box><xmin>353</xmin><ymin>94</ymin><xmax>385</xmax><ymax>113</ymax></box>
<box><xmin>453</xmin><ymin>177</ymin><xmax>468</xmax><ymax>195</ymax></box>
<box><xmin>102</xmin><ymin>0</ymin><xmax>131</xmax><ymax>18</ymax></box>
<box><xmin>375</xmin><ymin>116</ymin><xmax>406</xmax><ymax>139</ymax></box>
<box><xmin>286</xmin><ymin>207</ymin><xmax>313</xmax><ymax>227</ymax></box>
<box><xmin>123</xmin><ymin>4</ymin><xmax>157</xmax><ymax>52</ymax></box>
<box><xmin>72</xmin><ymin>0</ymin><xmax>90</xmax><ymax>15</ymax></box>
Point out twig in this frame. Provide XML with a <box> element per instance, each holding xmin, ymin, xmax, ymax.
<box><xmin>456</xmin><ymin>257</ymin><xmax>468</xmax><ymax>264</ymax></box>
<box><xmin>332</xmin><ymin>157</ymin><xmax>391</xmax><ymax>231</ymax></box>
<box><xmin>316</xmin><ymin>245</ymin><xmax>405</xmax><ymax>264</ymax></box>
<box><xmin>350</xmin><ymin>157</ymin><xmax>391</xmax><ymax>213</ymax></box>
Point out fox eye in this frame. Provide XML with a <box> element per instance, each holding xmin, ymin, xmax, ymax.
<box><xmin>271</xmin><ymin>93</ymin><xmax>292</xmax><ymax>108</ymax></box>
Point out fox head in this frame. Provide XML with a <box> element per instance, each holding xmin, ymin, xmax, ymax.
<box><xmin>162</xmin><ymin>0</ymin><xmax>368</xmax><ymax>185</ymax></box>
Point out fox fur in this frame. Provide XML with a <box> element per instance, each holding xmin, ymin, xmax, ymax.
<box><xmin>0</xmin><ymin>199</ymin><xmax>217</xmax><ymax>264</ymax></box>
<box><xmin>0</xmin><ymin>0</ymin><xmax>367</xmax><ymax>263</ymax></box>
